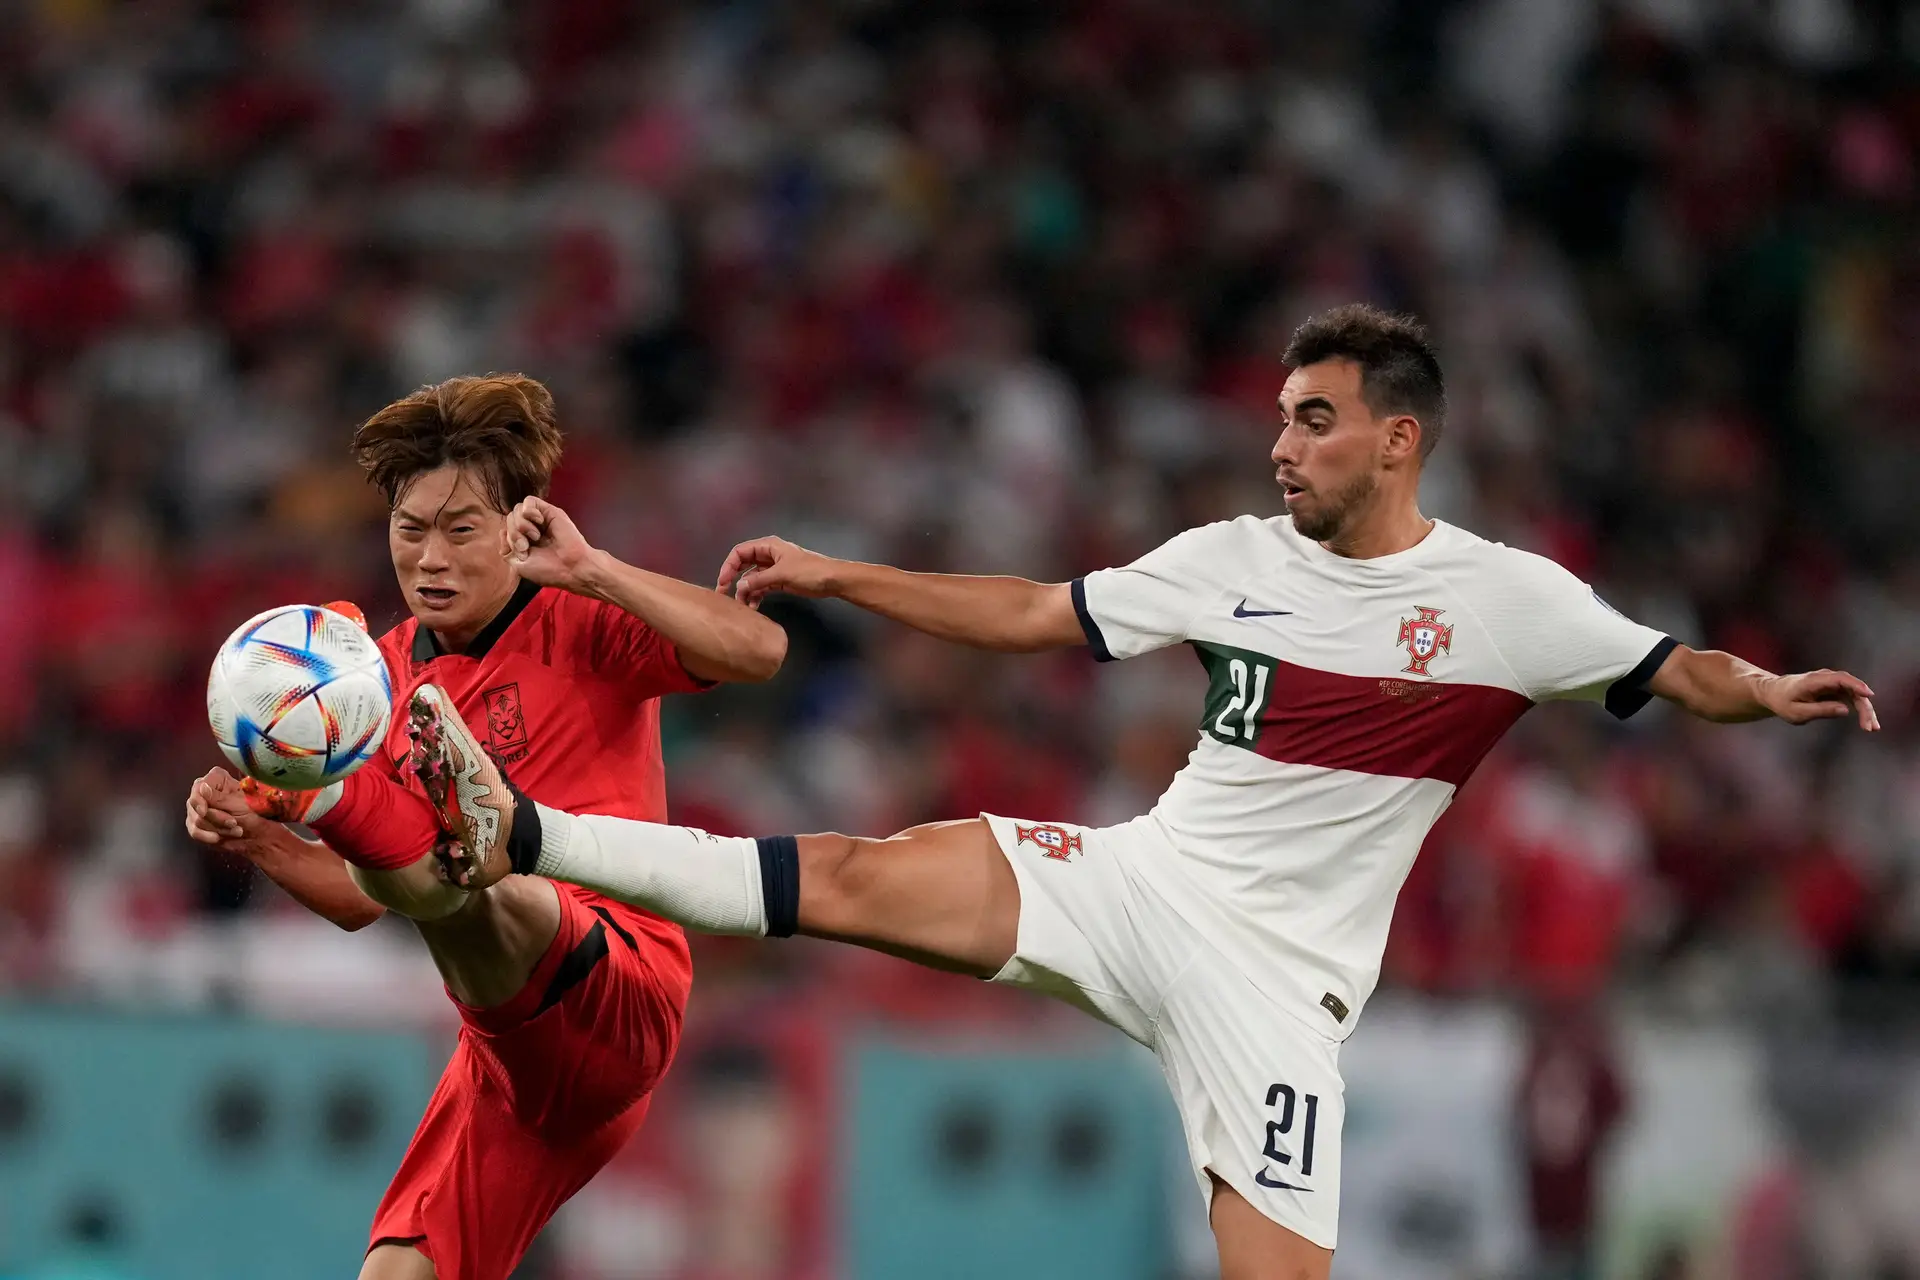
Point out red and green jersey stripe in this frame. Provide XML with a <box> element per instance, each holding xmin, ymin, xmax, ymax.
<box><xmin>1193</xmin><ymin>641</ymin><xmax>1532</xmax><ymax>786</ymax></box>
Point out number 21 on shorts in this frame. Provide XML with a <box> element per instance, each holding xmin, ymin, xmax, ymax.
<box><xmin>1255</xmin><ymin>1083</ymin><xmax>1319</xmax><ymax>1190</ymax></box>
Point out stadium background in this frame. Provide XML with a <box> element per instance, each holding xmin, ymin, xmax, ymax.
<box><xmin>0</xmin><ymin>0</ymin><xmax>1917</xmax><ymax>1276</ymax></box>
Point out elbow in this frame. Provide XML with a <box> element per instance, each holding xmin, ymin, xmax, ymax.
<box><xmin>706</xmin><ymin>621</ymin><xmax>787</xmax><ymax>684</ymax></box>
<box><xmin>336</xmin><ymin>905</ymin><xmax>385</xmax><ymax>932</ymax></box>
<box><xmin>743</xmin><ymin>624</ymin><xmax>788</xmax><ymax>682</ymax></box>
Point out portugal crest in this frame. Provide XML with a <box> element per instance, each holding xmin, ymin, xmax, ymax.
<box><xmin>1395</xmin><ymin>606</ymin><xmax>1453</xmax><ymax>677</ymax></box>
<box><xmin>1015</xmin><ymin>823</ymin><xmax>1084</xmax><ymax>862</ymax></box>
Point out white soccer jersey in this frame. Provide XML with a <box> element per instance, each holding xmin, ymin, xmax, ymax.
<box><xmin>1072</xmin><ymin>515</ymin><xmax>1674</xmax><ymax>1036</ymax></box>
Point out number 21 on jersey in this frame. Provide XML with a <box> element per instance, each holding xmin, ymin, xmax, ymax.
<box><xmin>1197</xmin><ymin>642</ymin><xmax>1277</xmax><ymax>747</ymax></box>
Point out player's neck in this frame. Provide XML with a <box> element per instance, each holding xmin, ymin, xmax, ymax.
<box><xmin>1317</xmin><ymin>498</ymin><xmax>1434</xmax><ymax>560</ymax></box>
<box><xmin>429</xmin><ymin>581</ymin><xmax>520</xmax><ymax>655</ymax></box>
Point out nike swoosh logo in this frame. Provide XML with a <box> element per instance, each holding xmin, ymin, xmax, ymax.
<box><xmin>1255</xmin><ymin>1168</ymin><xmax>1313</xmax><ymax>1192</ymax></box>
<box><xmin>1233</xmin><ymin>599</ymin><xmax>1294</xmax><ymax>618</ymax></box>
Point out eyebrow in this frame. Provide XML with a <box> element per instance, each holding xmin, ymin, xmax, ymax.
<box><xmin>394</xmin><ymin>503</ymin><xmax>489</xmax><ymax>523</ymax></box>
<box><xmin>1278</xmin><ymin>394</ymin><xmax>1337</xmax><ymax>419</ymax></box>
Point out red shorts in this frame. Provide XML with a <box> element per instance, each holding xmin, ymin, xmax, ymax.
<box><xmin>369</xmin><ymin>881</ymin><xmax>692</xmax><ymax>1280</ymax></box>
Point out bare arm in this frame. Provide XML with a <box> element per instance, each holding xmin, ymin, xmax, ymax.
<box><xmin>1647</xmin><ymin>645</ymin><xmax>1879</xmax><ymax>730</ymax></box>
<box><xmin>505</xmin><ymin>498</ymin><xmax>786</xmax><ymax>683</ymax></box>
<box><xmin>717</xmin><ymin>537</ymin><xmax>1086</xmax><ymax>653</ymax></box>
<box><xmin>185</xmin><ymin>770</ymin><xmax>387</xmax><ymax>930</ymax></box>
<box><xmin>253</xmin><ymin>829</ymin><xmax>390</xmax><ymax>930</ymax></box>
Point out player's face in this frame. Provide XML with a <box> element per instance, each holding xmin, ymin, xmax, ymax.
<box><xmin>1271</xmin><ymin>359</ymin><xmax>1385</xmax><ymax>542</ymax></box>
<box><xmin>389</xmin><ymin>464</ymin><xmax>517</xmax><ymax>648</ymax></box>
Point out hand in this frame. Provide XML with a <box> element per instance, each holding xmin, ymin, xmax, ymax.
<box><xmin>716</xmin><ymin>536</ymin><xmax>842</xmax><ymax>609</ymax></box>
<box><xmin>1761</xmin><ymin>669</ymin><xmax>1880</xmax><ymax>730</ymax></box>
<box><xmin>184</xmin><ymin>767</ymin><xmax>277</xmax><ymax>860</ymax></box>
<box><xmin>503</xmin><ymin>497</ymin><xmax>601</xmax><ymax>594</ymax></box>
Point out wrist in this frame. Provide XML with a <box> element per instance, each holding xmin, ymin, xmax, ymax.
<box><xmin>819</xmin><ymin>557</ymin><xmax>863</xmax><ymax>599</ymax></box>
<box><xmin>1749</xmin><ymin>672</ymin><xmax>1784</xmax><ymax>716</ymax></box>
<box><xmin>240</xmin><ymin>822</ymin><xmax>298</xmax><ymax>872</ymax></box>
<box><xmin>574</xmin><ymin>547</ymin><xmax>619</xmax><ymax>600</ymax></box>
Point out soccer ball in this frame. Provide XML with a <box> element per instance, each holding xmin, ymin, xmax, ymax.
<box><xmin>207</xmin><ymin>604</ymin><xmax>393</xmax><ymax>791</ymax></box>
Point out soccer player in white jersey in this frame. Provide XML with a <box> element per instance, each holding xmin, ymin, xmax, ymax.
<box><xmin>401</xmin><ymin>304</ymin><xmax>1878</xmax><ymax>1280</ymax></box>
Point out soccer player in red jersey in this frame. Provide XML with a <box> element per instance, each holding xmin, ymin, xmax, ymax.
<box><xmin>183</xmin><ymin>374</ymin><xmax>785</xmax><ymax>1280</ymax></box>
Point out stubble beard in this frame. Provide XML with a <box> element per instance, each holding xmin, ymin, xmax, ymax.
<box><xmin>1289</xmin><ymin>468</ymin><xmax>1380</xmax><ymax>543</ymax></box>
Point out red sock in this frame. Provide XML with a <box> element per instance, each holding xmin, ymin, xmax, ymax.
<box><xmin>311</xmin><ymin>769</ymin><xmax>444</xmax><ymax>871</ymax></box>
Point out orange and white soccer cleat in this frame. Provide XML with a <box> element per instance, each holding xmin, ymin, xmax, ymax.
<box><xmin>240</xmin><ymin>775</ymin><xmax>324</xmax><ymax>824</ymax></box>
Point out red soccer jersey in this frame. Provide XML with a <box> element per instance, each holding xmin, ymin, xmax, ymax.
<box><xmin>354</xmin><ymin>580</ymin><xmax>709</xmax><ymax>1279</ymax></box>
<box><xmin>370</xmin><ymin>577</ymin><xmax>709</xmax><ymax>821</ymax></box>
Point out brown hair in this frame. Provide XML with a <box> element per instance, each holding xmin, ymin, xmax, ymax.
<box><xmin>1283</xmin><ymin>304</ymin><xmax>1447</xmax><ymax>457</ymax></box>
<box><xmin>352</xmin><ymin>373</ymin><xmax>564</xmax><ymax>510</ymax></box>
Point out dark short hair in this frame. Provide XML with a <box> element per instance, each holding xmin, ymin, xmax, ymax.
<box><xmin>1282</xmin><ymin>304</ymin><xmax>1446</xmax><ymax>456</ymax></box>
<box><xmin>352</xmin><ymin>373</ymin><xmax>564</xmax><ymax>511</ymax></box>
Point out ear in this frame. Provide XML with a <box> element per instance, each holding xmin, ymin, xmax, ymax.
<box><xmin>1382</xmin><ymin>413</ymin><xmax>1424</xmax><ymax>464</ymax></box>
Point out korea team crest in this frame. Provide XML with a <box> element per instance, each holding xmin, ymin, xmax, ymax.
<box><xmin>1395</xmin><ymin>606</ymin><xmax>1453</xmax><ymax>677</ymax></box>
<box><xmin>482</xmin><ymin>682</ymin><xmax>530</xmax><ymax>763</ymax></box>
<box><xmin>1016</xmin><ymin>823</ymin><xmax>1084</xmax><ymax>862</ymax></box>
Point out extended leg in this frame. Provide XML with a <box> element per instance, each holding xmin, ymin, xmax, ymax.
<box><xmin>795</xmin><ymin>819</ymin><xmax>1021</xmax><ymax>975</ymax></box>
<box><xmin>526</xmin><ymin>811</ymin><xmax>1021</xmax><ymax>976</ymax></box>
<box><xmin>409</xmin><ymin>683</ymin><xmax>1022</xmax><ymax>977</ymax></box>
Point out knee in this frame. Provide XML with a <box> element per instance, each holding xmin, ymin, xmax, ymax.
<box><xmin>348</xmin><ymin>858</ymin><xmax>470</xmax><ymax>921</ymax></box>
<box><xmin>798</xmin><ymin>832</ymin><xmax>877</xmax><ymax>927</ymax></box>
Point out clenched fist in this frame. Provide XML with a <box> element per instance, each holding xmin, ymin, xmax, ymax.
<box><xmin>503</xmin><ymin>497</ymin><xmax>604</xmax><ymax>595</ymax></box>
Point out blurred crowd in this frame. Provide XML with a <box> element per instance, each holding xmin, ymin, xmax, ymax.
<box><xmin>1</xmin><ymin>0</ymin><xmax>1917</xmax><ymax>1023</ymax></box>
<box><xmin>0</xmin><ymin>0</ymin><xmax>1917</xmax><ymax>1275</ymax></box>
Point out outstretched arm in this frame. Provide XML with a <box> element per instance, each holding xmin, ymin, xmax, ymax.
<box><xmin>1647</xmin><ymin>645</ymin><xmax>1879</xmax><ymax>730</ymax></box>
<box><xmin>716</xmin><ymin>536</ymin><xmax>1086</xmax><ymax>653</ymax></box>
<box><xmin>505</xmin><ymin>497</ymin><xmax>787</xmax><ymax>683</ymax></box>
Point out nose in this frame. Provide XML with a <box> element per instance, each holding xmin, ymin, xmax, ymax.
<box><xmin>416</xmin><ymin>530</ymin><xmax>451</xmax><ymax>573</ymax></box>
<box><xmin>1272</xmin><ymin>421</ymin><xmax>1299</xmax><ymax>467</ymax></box>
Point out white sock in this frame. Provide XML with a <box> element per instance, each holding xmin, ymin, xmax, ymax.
<box><xmin>531</xmin><ymin>804</ymin><xmax>769</xmax><ymax>936</ymax></box>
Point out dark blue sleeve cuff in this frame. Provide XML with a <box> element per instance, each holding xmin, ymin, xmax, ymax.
<box><xmin>1070</xmin><ymin>578</ymin><xmax>1114</xmax><ymax>662</ymax></box>
<box><xmin>1604</xmin><ymin>635</ymin><xmax>1679</xmax><ymax>720</ymax></box>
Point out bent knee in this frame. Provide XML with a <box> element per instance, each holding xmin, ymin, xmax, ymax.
<box><xmin>349</xmin><ymin>857</ymin><xmax>469</xmax><ymax>921</ymax></box>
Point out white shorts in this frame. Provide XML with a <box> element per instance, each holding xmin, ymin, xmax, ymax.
<box><xmin>984</xmin><ymin>813</ymin><xmax>1345</xmax><ymax>1250</ymax></box>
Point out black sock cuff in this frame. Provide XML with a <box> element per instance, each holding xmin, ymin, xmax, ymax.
<box><xmin>503</xmin><ymin>779</ymin><xmax>542</xmax><ymax>877</ymax></box>
<box><xmin>755</xmin><ymin>836</ymin><xmax>800</xmax><ymax>938</ymax></box>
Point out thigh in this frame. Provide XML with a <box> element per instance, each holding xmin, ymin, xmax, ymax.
<box><xmin>981</xmin><ymin>814</ymin><xmax>1185</xmax><ymax>1044</ymax></box>
<box><xmin>473</xmin><ymin>898</ymin><xmax>690</xmax><ymax>1132</ymax></box>
<box><xmin>348</xmin><ymin>855</ymin><xmax>469</xmax><ymax>922</ymax></box>
<box><xmin>415</xmin><ymin>874</ymin><xmax>564</xmax><ymax>1008</ymax></box>
<box><xmin>798</xmin><ymin>818</ymin><xmax>1021</xmax><ymax>978</ymax></box>
<box><xmin>359</xmin><ymin>1243</ymin><xmax>435</xmax><ymax>1280</ymax></box>
<box><xmin>1157</xmin><ymin>946</ymin><xmax>1346</xmax><ymax>1254</ymax></box>
<box><xmin>1210</xmin><ymin>1175</ymin><xmax>1333</xmax><ymax>1280</ymax></box>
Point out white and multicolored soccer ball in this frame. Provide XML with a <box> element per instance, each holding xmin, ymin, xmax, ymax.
<box><xmin>207</xmin><ymin>605</ymin><xmax>392</xmax><ymax>790</ymax></box>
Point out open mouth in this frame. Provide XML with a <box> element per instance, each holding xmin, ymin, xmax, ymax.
<box><xmin>416</xmin><ymin>586</ymin><xmax>457</xmax><ymax>605</ymax></box>
<box><xmin>1281</xmin><ymin>482</ymin><xmax>1308</xmax><ymax>502</ymax></box>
